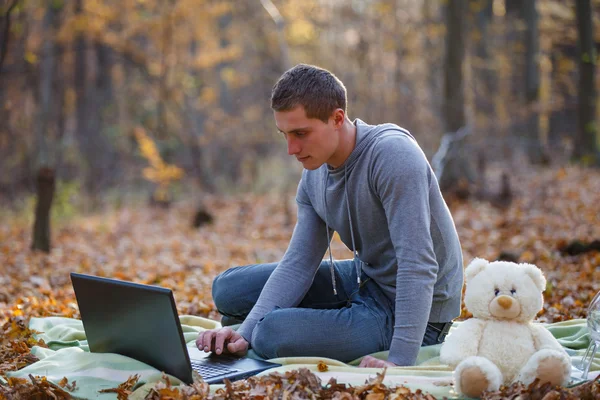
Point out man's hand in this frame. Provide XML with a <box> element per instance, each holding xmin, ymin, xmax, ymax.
<box><xmin>196</xmin><ymin>327</ymin><xmax>249</xmax><ymax>356</ymax></box>
<box><xmin>358</xmin><ymin>355</ymin><xmax>397</xmax><ymax>368</ymax></box>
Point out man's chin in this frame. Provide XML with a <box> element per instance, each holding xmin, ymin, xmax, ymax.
<box><xmin>300</xmin><ymin>160</ymin><xmax>323</xmax><ymax>170</ymax></box>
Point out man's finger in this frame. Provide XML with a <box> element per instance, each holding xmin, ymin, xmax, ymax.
<box><xmin>202</xmin><ymin>331</ymin><xmax>215</xmax><ymax>352</ymax></box>
<box><xmin>199</xmin><ymin>330</ymin><xmax>216</xmax><ymax>352</ymax></box>
<box><xmin>358</xmin><ymin>356</ymin><xmax>371</xmax><ymax>368</ymax></box>
<box><xmin>214</xmin><ymin>328</ymin><xmax>233</xmax><ymax>355</ymax></box>
<box><xmin>196</xmin><ymin>331</ymin><xmax>208</xmax><ymax>351</ymax></box>
<box><xmin>358</xmin><ymin>356</ymin><xmax>380</xmax><ymax>368</ymax></box>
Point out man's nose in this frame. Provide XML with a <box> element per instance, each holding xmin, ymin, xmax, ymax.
<box><xmin>287</xmin><ymin>137</ymin><xmax>301</xmax><ymax>155</ymax></box>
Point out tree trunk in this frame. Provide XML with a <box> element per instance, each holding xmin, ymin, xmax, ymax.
<box><xmin>473</xmin><ymin>0</ymin><xmax>494</xmax><ymax>116</ymax></box>
<box><xmin>574</xmin><ymin>0</ymin><xmax>599</xmax><ymax>164</ymax></box>
<box><xmin>74</xmin><ymin>0</ymin><xmax>109</xmax><ymax>203</ymax></box>
<box><xmin>31</xmin><ymin>167</ymin><xmax>55</xmax><ymax>252</ymax></box>
<box><xmin>156</xmin><ymin>2</ymin><xmax>173</xmax><ymax>140</ymax></box>
<box><xmin>91</xmin><ymin>41</ymin><xmax>116</xmax><ymax>185</ymax></box>
<box><xmin>548</xmin><ymin>48</ymin><xmax>576</xmax><ymax>153</ymax></box>
<box><xmin>523</xmin><ymin>0</ymin><xmax>547</xmax><ymax>164</ymax></box>
<box><xmin>35</xmin><ymin>2</ymin><xmax>62</xmax><ymax>168</ymax></box>
<box><xmin>183</xmin><ymin>40</ymin><xmax>216</xmax><ymax>193</ymax></box>
<box><xmin>437</xmin><ymin>0</ymin><xmax>474</xmax><ymax>195</ymax></box>
<box><xmin>443</xmin><ymin>0</ymin><xmax>467</xmax><ymax>132</ymax></box>
<box><xmin>217</xmin><ymin>12</ymin><xmax>234</xmax><ymax>114</ymax></box>
<box><xmin>0</xmin><ymin>0</ymin><xmax>19</xmax><ymax>81</ymax></box>
<box><xmin>74</xmin><ymin>0</ymin><xmax>91</xmax><ymax>194</ymax></box>
<box><xmin>505</xmin><ymin>0</ymin><xmax>524</xmax><ymax>17</ymax></box>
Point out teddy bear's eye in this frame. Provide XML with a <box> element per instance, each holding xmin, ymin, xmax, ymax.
<box><xmin>510</xmin><ymin>289</ymin><xmax>516</xmax><ymax>295</ymax></box>
<box><xmin>494</xmin><ymin>289</ymin><xmax>500</xmax><ymax>296</ymax></box>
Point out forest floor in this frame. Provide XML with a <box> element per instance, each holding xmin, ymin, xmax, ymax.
<box><xmin>1</xmin><ymin>164</ymin><xmax>599</xmax><ymax>398</ymax></box>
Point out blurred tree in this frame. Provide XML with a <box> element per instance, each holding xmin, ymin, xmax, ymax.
<box><xmin>73</xmin><ymin>0</ymin><xmax>113</xmax><ymax>203</ymax></box>
<box><xmin>523</xmin><ymin>0</ymin><xmax>548</xmax><ymax>164</ymax></box>
<box><xmin>437</xmin><ymin>0</ymin><xmax>475</xmax><ymax>195</ymax></box>
<box><xmin>260</xmin><ymin>0</ymin><xmax>291</xmax><ymax>71</ymax></box>
<box><xmin>471</xmin><ymin>0</ymin><xmax>494</xmax><ymax>117</ymax></box>
<box><xmin>574</xmin><ymin>0</ymin><xmax>599</xmax><ymax>165</ymax></box>
<box><xmin>539</xmin><ymin>1</ymin><xmax>577</xmax><ymax>159</ymax></box>
<box><xmin>35</xmin><ymin>0</ymin><xmax>63</xmax><ymax>171</ymax></box>
<box><xmin>444</xmin><ymin>0</ymin><xmax>467</xmax><ymax>133</ymax></box>
<box><xmin>31</xmin><ymin>0</ymin><xmax>64</xmax><ymax>252</ymax></box>
<box><xmin>31</xmin><ymin>167</ymin><xmax>55</xmax><ymax>252</ymax></box>
<box><xmin>0</xmin><ymin>0</ymin><xmax>19</xmax><ymax>77</ymax></box>
<box><xmin>1</xmin><ymin>0</ymin><xmax>599</xmax><ymax>207</ymax></box>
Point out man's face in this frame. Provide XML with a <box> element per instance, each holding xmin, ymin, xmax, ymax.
<box><xmin>275</xmin><ymin>106</ymin><xmax>339</xmax><ymax>170</ymax></box>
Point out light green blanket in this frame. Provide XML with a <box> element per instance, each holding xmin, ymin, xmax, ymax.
<box><xmin>3</xmin><ymin>317</ymin><xmax>599</xmax><ymax>399</ymax></box>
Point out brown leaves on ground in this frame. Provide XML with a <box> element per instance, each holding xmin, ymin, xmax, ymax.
<box><xmin>142</xmin><ymin>368</ymin><xmax>436</xmax><ymax>399</ymax></box>
<box><xmin>321</xmin><ymin>368</ymin><xmax>437</xmax><ymax>400</ymax></box>
<box><xmin>58</xmin><ymin>376</ymin><xmax>78</xmax><ymax>392</ymax></box>
<box><xmin>0</xmin><ymin>165</ymin><xmax>599</xmax><ymax>397</ymax></box>
<box><xmin>447</xmin><ymin>166</ymin><xmax>600</xmax><ymax>321</ymax></box>
<box><xmin>145</xmin><ymin>374</ymin><xmax>210</xmax><ymax>399</ymax></box>
<box><xmin>99</xmin><ymin>374</ymin><xmax>140</xmax><ymax>400</ymax></box>
<box><xmin>482</xmin><ymin>375</ymin><xmax>600</xmax><ymax>400</ymax></box>
<box><xmin>0</xmin><ymin>374</ymin><xmax>77</xmax><ymax>399</ymax></box>
<box><xmin>0</xmin><ymin>317</ymin><xmax>46</xmax><ymax>373</ymax></box>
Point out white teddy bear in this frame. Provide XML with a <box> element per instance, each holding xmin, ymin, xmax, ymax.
<box><xmin>439</xmin><ymin>258</ymin><xmax>571</xmax><ymax>398</ymax></box>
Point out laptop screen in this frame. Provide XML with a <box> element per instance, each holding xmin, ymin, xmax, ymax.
<box><xmin>71</xmin><ymin>273</ymin><xmax>194</xmax><ymax>383</ymax></box>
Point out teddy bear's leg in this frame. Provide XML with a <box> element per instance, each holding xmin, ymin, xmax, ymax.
<box><xmin>454</xmin><ymin>356</ymin><xmax>503</xmax><ymax>398</ymax></box>
<box><xmin>516</xmin><ymin>349</ymin><xmax>571</xmax><ymax>387</ymax></box>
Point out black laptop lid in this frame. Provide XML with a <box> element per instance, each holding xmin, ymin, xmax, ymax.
<box><xmin>70</xmin><ymin>272</ymin><xmax>194</xmax><ymax>383</ymax></box>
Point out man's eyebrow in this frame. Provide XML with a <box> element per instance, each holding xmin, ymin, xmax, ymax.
<box><xmin>277</xmin><ymin>127</ymin><xmax>312</xmax><ymax>134</ymax></box>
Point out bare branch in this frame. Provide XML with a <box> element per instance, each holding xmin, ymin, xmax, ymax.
<box><xmin>0</xmin><ymin>0</ymin><xmax>19</xmax><ymax>76</ymax></box>
<box><xmin>259</xmin><ymin>0</ymin><xmax>290</xmax><ymax>70</ymax></box>
<box><xmin>259</xmin><ymin>0</ymin><xmax>284</xmax><ymax>28</ymax></box>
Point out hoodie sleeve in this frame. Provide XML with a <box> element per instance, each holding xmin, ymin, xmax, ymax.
<box><xmin>237</xmin><ymin>176</ymin><xmax>331</xmax><ymax>343</ymax></box>
<box><xmin>370</xmin><ymin>133</ymin><xmax>439</xmax><ymax>366</ymax></box>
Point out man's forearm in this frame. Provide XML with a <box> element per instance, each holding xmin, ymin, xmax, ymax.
<box><xmin>237</xmin><ymin>201</ymin><xmax>330</xmax><ymax>343</ymax></box>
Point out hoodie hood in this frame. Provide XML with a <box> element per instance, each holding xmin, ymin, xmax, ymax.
<box><xmin>328</xmin><ymin>119</ymin><xmax>398</xmax><ymax>174</ymax></box>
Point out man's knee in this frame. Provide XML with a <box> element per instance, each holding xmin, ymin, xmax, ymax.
<box><xmin>212</xmin><ymin>268</ymin><xmax>240</xmax><ymax>312</ymax></box>
<box><xmin>251</xmin><ymin>312</ymin><xmax>294</xmax><ymax>359</ymax></box>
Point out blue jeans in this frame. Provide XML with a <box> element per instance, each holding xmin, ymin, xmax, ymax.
<box><xmin>212</xmin><ymin>260</ymin><xmax>450</xmax><ymax>362</ymax></box>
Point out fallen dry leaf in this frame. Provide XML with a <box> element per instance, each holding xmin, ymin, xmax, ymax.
<box><xmin>318</xmin><ymin>361</ymin><xmax>329</xmax><ymax>372</ymax></box>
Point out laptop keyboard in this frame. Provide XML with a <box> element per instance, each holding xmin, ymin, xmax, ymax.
<box><xmin>190</xmin><ymin>361</ymin><xmax>239</xmax><ymax>379</ymax></box>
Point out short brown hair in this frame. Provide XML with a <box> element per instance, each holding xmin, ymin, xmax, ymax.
<box><xmin>271</xmin><ymin>64</ymin><xmax>347</xmax><ymax>123</ymax></box>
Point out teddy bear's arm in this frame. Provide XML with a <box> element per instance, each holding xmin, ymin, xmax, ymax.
<box><xmin>439</xmin><ymin>318</ymin><xmax>485</xmax><ymax>367</ymax></box>
<box><xmin>530</xmin><ymin>323</ymin><xmax>568</xmax><ymax>354</ymax></box>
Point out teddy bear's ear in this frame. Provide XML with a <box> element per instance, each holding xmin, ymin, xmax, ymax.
<box><xmin>521</xmin><ymin>263</ymin><xmax>547</xmax><ymax>291</ymax></box>
<box><xmin>465</xmin><ymin>258</ymin><xmax>489</xmax><ymax>283</ymax></box>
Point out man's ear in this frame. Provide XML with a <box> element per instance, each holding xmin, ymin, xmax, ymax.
<box><xmin>465</xmin><ymin>258</ymin><xmax>489</xmax><ymax>283</ymax></box>
<box><xmin>332</xmin><ymin>108</ymin><xmax>345</xmax><ymax>128</ymax></box>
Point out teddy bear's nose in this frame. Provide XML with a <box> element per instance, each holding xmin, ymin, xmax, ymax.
<box><xmin>497</xmin><ymin>296</ymin><xmax>513</xmax><ymax>309</ymax></box>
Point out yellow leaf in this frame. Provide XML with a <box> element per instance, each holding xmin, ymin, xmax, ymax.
<box><xmin>24</xmin><ymin>52</ymin><xmax>38</xmax><ymax>64</ymax></box>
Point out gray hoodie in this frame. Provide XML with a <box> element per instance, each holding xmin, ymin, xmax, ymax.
<box><xmin>238</xmin><ymin>119</ymin><xmax>464</xmax><ymax>366</ymax></box>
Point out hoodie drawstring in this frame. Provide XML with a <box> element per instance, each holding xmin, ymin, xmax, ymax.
<box><xmin>324</xmin><ymin>165</ymin><xmax>362</xmax><ymax>296</ymax></box>
<box><xmin>323</xmin><ymin>170</ymin><xmax>337</xmax><ymax>295</ymax></box>
<box><xmin>344</xmin><ymin>164</ymin><xmax>362</xmax><ymax>285</ymax></box>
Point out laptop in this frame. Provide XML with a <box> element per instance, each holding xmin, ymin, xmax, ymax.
<box><xmin>70</xmin><ymin>272</ymin><xmax>280</xmax><ymax>384</ymax></box>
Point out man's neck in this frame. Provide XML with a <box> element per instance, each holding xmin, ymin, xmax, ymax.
<box><xmin>328</xmin><ymin>118</ymin><xmax>357</xmax><ymax>169</ymax></box>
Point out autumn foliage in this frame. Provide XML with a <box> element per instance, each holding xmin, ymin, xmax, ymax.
<box><xmin>0</xmin><ymin>165</ymin><xmax>598</xmax><ymax>398</ymax></box>
<box><xmin>134</xmin><ymin>126</ymin><xmax>185</xmax><ymax>202</ymax></box>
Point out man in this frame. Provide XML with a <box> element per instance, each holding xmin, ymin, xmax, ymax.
<box><xmin>196</xmin><ymin>64</ymin><xmax>464</xmax><ymax>368</ymax></box>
